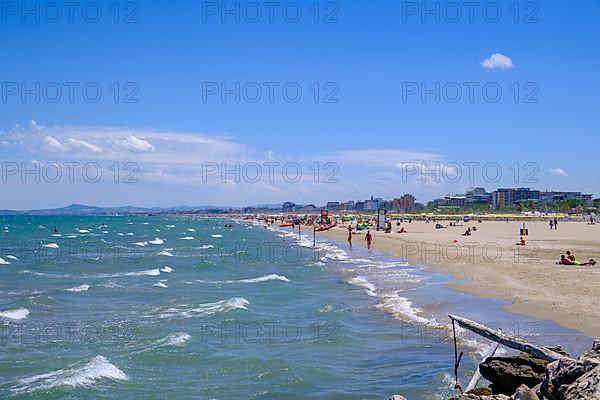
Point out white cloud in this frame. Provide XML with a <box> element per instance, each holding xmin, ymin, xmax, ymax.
<box><xmin>480</xmin><ymin>53</ymin><xmax>514</xmax><ymax>69</ymax></box>
<box><xmin>65</xmin><ymin>138</ymin><xmax>103</xmax><ymax>153</ymax></box>
<box><xmin>43</xmin><ymin>136</ymin><xmax>102</xmax><ymax>154</ymax></box>
<box><xmin>42</xmin><ymin>136</ymin><xmax>64</xmax><ymax>152</ymax></box>
<box><xmin>115</xmin><ymin>135</ymin><xmax>155</xmax><ymax>153</ymax></box>
<box><xmin>3</xmin><ymin>124</ymin><xmax>250</xmax><ymax>164</ymax></box>
<box><xmin>325</xmin><ymin>149</ymin><xmax>441</xmax><ymax>168</ymax></box>
<box><xmin>0</xmin><ymin>122</ymin><xmax>458</xmax><ymax>207</ymax></box>
<box><xmin>549</xmin><ymin>168</ymin><xmax>569</xmax><ymax>177</ymax></box>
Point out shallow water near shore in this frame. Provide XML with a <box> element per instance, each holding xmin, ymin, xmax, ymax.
<box><xmin>0</xmin><ymin>216</ymin><xmax>591</xmax><ymax>399</ymax></box>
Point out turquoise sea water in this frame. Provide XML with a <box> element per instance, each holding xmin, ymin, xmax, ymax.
<box><xmin>0</xmin><ymin>216</ymin><xmax>591</xmax><ymax>399</ymax></box>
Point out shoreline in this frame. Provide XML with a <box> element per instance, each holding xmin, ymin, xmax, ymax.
<box><xmin>295</xmin><ymin>220</ymin><xmax>600</xmax><ymax>337</ymax></box>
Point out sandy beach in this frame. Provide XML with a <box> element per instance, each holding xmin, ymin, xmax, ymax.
<box><xmin>309</xmin><ymin>220</ymin><xmax>600</xmax><ymax>337</ymax></box>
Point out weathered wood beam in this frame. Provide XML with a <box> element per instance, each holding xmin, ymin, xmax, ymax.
<box><xmin>465</xmin><ymin>341</ymin><xmax>501</xmax><ymax>393</ymax></box>
<box><xmin>448</xmin><ymin>314</ymin><xmax>568</xmax><ymax>362</ymax></box>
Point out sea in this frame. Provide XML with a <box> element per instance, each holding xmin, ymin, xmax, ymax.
<box><xmin>0</xmin><ymin>216</ymin><xmax>592</xmax><ymax>399</ymax></box>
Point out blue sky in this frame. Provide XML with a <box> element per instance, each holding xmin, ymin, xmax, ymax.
<box><xmin>1</xmin><ymin>0</ymin><xmax>599</xmax><ymax>209</ymax></box>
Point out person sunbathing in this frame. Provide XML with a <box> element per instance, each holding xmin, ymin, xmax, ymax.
<box><xmin>558</xmin><ymin>255</ymin><xmax>574</xmax><ymax>265</ymax></box>
<box><xmin>559</xmin><ymin>256</ymin><xmax>597</xmax><ymax>266</ymax></box>
<box><xmin>566</xmin><ymin>251</ymin><xmax>576</xmax><ymax>262</ymax></box>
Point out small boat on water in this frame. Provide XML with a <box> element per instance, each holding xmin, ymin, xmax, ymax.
<box><xmin>316</xmin><ymin>223</ymin><xmax>336</xmax><ymax>232</ymax></box>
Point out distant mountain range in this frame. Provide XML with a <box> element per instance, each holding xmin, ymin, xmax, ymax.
<box><xmin>0</xmin><ymin>204</ymin><xmax>238</xmax><ymax>216</ymax></box>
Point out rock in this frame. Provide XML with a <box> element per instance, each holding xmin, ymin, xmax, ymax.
<box><xmin>591</xmin><ymin>338</ymin><xmax>600</xmax><ymax>353</ymax></box>
<box><xmin>531</xmin><ymin>383</ymin><xmax>542</xmax><ymax>399</ymax></box>
<box><xmin>479</xmin><ymin>353</ymin><xmax>548</xmax><ymax>395</ymax></box>
<box><xmin>540</xmin><ymin>357</ymin><xmax>596</xmax><ymax>400</ymax></box>
<box><xmin>388</xmin><ymin>396</ymin><xmax>407</xmax><ymax>400</ymax></box>
<box><xmin>512</xmin><ymin>384</ymin><xmax>539</xmax><ymax>400</ymax></box>
<box><xmin>562</xmin><ymin>365</ymin><xmax>600</xmax><ymax>400</ymax></box>
<box><xmin>580</xmin><ymin>338</ymin><xmax>600</xmax><ymax>363</ymax></box>
<box><xmin>467</xmin><ymin>387</ymin><xmax>493</xmax><ymax>396</ymax></box>
<box><xmin>543</xmin><ymin>345</ymin><xmax>570</xmax><ymax>358</ymax></box>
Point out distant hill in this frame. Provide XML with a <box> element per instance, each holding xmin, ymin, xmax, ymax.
<box><xmin>0</xmin><ymin>204</ymin><xmax>238</xmax><ymax>216</ymax></box>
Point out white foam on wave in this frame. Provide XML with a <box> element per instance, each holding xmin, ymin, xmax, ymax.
<box><xmin>66</xmin><ymin>284</ymin><xmax>90</xmax><ymax>292</ymax></box>
<box><xmin>211</xmin><ymin>234</ymin><xmax>223</xmax><ymax>238</ymax></box>
<box><xmin>99</xmin><ymin>281</ymin><xmax>126</xmax><ymax>289</ymax></box>
<box><xmin>149</xmin><ymin>238</ymin><xmax>164</xmax><ymax>245</ymax></box>
<box><xmin>157</xmin><ymin>251</ymin><xmax>174</xmax><ymax>257</ymax></box>
<box><xmin>158</xmin><ymin>332</ymin><xmax>191</xmax><ymax>346</ymax></box>
<box><xmin>238</xmin><ymin>274</ymin><xmax>290</xmax><ymax>283</ymax></box>
<box><xmin>179</xmin><ymin>237</ymin><xmax>194</xmax><ymax>240</ymax></box>
<box><xmin>134</xmin><ymin>242</ymin><xmax>148</xmax><ymax>247</ymax></box>
<box><xmin>66</xmin><ymin>235</ymin><xmax>77</xmax><ymax>239</ymax></box>
<box><xmin>13</xmin><ymin>355</ymin><xmax>128</xmax><ymax>394</ymax></box>
<box><xmin>186</xmin><ymin>228</ymin><xmax>195</xmax><ymax>232</ymax></box>
<box><xmin>153</xmin><ymin>282</ymin><xmax>168</xmax><ymax>288</ymax></box>
<box><xmin>0</xmin><ymin>257</ymin><xmax>11</xmax><ymax>265</ymax></box>
<box><xmin>0</xmin><ymin>307</ymin><xmax>30</xmax><ymax>320</ymax></box>
<box><xmin>376</xmin><ymin>292</ymin><xmax>441</xmax><ymax>328</ymax></box>
<box><xmin>160</xmin><ymin>266</ymin><xmax>173</xmax><ymax>273</ymax></box>
<box><xmin>317</xmin><ymin>243</ymin><xmax>349</xmax><ymax>261</ymax></box>
<box><xmin>98</xmin><ymin>268</ymin><xmax>161</xmax><ymax>278</ymax></box>
<box><xmin>127</xmin><ymin>233</ymin><xmax>134</xmax><ymax>236</ymax></box>
<box><xmin>157</xmin><ymin>297</ymin><xmax>249</xmax><ymax>319</ymax></box>
<box><xmin>382</xmin><ymin>262</ymin><xmax>412</xmax><ymax>270</ymax></box>
<box><xmin>77</xmin><ymin>229</ymin><xmax>90</xmax><ymax>234</ymax></box>
<box><xmin>6</xmin><ymin>255</ymin><xmax>18</xmax><ymax>260</ymax></box>
<box><xmin>197</xmin><ymin>274</ymin><xmax>290</xmax><ymax>284</ymax></box>
<box><xmin>21</xmin><ymin>270</ymin><xmax>71</xmax><ymax>278</ymax></box>
<box><xmin>52</xmin><ymin>233</ymin><xmax>62</xmax><ymax>237</ymax></box>
<box><xmin>319</xmin><ymin>305</ymin><xmax>334</xmax><ymax>313</ymax></box>
<box><xmin>348</xmin><ymin>276</ymin><xmax>377</xmax><ymax>297</ymax></box>
<box><xmin>197</xmin><ymin>245</ymin><xmax>214</xmax><ymax>250</ymax></box>
<box><xmin>43</xmin><ymin>243</ymin><xmax>60</xmax><ymax>249</ymax></box>
<box><xmin>166</xmin><ymin>225</ymin><xmax>175</xmax><ymax>228</ymax></box>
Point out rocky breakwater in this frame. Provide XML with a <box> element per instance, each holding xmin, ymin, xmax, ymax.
<box><xmin>387</xmin><ymin>315</ymin><xmax>600</xmax><ymax>400</ymax></box>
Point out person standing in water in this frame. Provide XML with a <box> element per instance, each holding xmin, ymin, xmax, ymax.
<box><xmin>347</xmin><ymin>225</ymin><xmax>353</xmax><ymax>250</ymax></box>
<box><xmin>365</xmin><ymin>230</ymin><xmax>373</xmax><ymax>251</ymax></box>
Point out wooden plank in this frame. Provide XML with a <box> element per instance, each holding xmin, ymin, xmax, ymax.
<box><xmin>448</xmin><ymin>314</ymin><xmax>567</xmax><ymax>362</ymax></box>
<box><xmin>465</xmin><ymin>342</ymin><xmax>500</xmax><ymax>393</ymax></box>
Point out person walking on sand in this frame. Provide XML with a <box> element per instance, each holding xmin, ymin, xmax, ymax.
<box><xmin>365</xmin><ymin>230</ymin><xmax>373</xmax><ymax>251</ymax></box>
<box><xmin>549</xmin><ymin>220</ymin><xmax>554</xmax><ymax>230</ymax></box>
<box><xmin>554</xmin><ymin>218</ymin><xmax>558</xmax><ymax>230</ymax></box>
<box><xmin>347</xmin><ymin>225</ymin><xmax>353</xmax><ymax>250</ymax></box>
